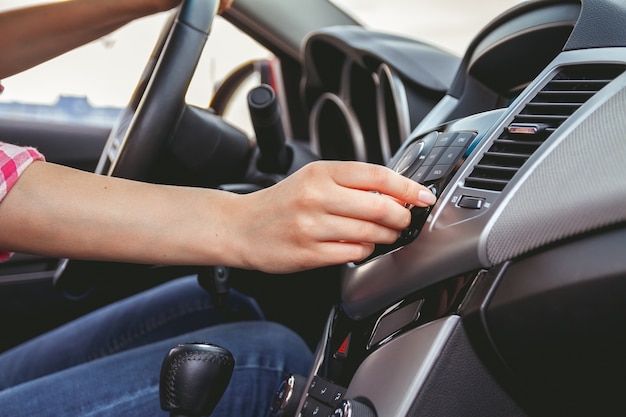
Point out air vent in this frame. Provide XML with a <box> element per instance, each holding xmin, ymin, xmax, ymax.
<box><xmin>464</xmin><ymin>64</ymin><xmax>626</xmax><ymax>192</ymax></box>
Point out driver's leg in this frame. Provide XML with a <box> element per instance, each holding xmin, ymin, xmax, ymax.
<box><xmin>0</xmin><ymin>321</ymin><xmax>313</xmax><ymax>417</ymax></box>
<box><xmin>0</xmin><ymin>275</ymin><xmax>264</xmax><ymax>390</ymax></box>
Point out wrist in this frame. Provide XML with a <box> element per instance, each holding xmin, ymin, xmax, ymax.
<box><xmin>188</xmin><ymin>189</ymin><xmax>251</xmax><ymax>269</ymax></box>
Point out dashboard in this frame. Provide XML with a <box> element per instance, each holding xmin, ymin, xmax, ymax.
<box><xmin>278</xmin><ymin>1</ymin><xmax>626</xmax><ymax>416</ymax></box>
<box><xmin>302</xmin><ymin>25</ymin><xmax>460</xmax><ymax>165</ymax></box>
<box><xmin>301</xmin><ymin>1</ymin><xmax>581</xmax><ymax>166</ymax></box>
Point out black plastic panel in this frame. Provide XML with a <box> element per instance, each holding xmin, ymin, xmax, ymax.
<box><xmin>408</xmin><ymin>321</ymin><xmax>526</xmax><ymax>417</ymax></box>
<box><xmin>565</xmin><ymin>0</ymin><xmax>626</xmax><ymax>50</ymax></box>
<box><xmin>484</xmin><ymin>225</ymin><xmax>626</xmax><ymax>416</ymax></box>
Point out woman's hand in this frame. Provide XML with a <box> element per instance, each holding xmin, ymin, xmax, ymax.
<box><xmin>233</xmin><ymin>161</ymin><xmax>437</xmax><ymax>273</ymax></box>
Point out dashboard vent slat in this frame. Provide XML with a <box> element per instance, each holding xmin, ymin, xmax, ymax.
<box><xmin>464</xmin><ymin>64</ymin><xmax>626</xmax><ymax>192</ymax></box>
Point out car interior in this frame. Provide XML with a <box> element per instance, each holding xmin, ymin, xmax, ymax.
<box><xmin>1</xmin><ymin>0</ymin><xmax>626</xmax><ymax>416</ymax></box>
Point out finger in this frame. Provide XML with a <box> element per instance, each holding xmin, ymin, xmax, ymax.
<box><xmin>325</xmin><ymin>161</ymin><xmax>437</xmax><ymax>207</ymax></box>
<box><xmin>312</xmin><ymin>241</ymin><xmax>376</xmax><ymax>267</ymax></box>
<box><xmin>308</xmin><ymin>214</ymin><xmax>402</xmax><ymax>244</ymax></box>
<box><xmin>319</xmin><ymin>187</ymin><xmax>413</xmax><ymax>231</ymax></box>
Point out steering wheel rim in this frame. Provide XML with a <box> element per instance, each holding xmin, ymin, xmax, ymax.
<box><xmin>54</xmin><ymin>0</ymin><xmax>220</xmax><ymax>297</ymax></box>
<box><xmin>97</xmin><ymin>0</ymin><xmax>220</xmax><ymax>182</ymax></box>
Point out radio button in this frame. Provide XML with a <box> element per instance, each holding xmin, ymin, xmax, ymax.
<box><xmin>434</xmin><ymin>132</ymin><xmax>457</xmax><ymax>147</ymax></box>
<box><xmin>436</xmin><ymin>146</ymin><xmax>464</xmax><ymax>165</ymax></box>
<box><xmin>458</xmin><ymin>195</ymin><xmax>485</xmax><ymax>210</ymax></box>
<box><xmin>454</xmin><ymin>132</ymin><xmax>476</xmax><ymax>147</ymax></box>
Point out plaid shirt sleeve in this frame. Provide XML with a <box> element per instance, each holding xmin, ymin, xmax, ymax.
<box><xmin>0</xmin><ymin>142</ymin><xmax>45</xmax><ymax>262</ymax></box>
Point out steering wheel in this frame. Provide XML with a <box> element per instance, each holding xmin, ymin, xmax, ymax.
<box><xmin>96</xmin><ymin>0</ymin><xmax>220</xmax><ymax>182</ymax></box>
<box><xmin>54</xmin><ymin>0</ymin><xmax>246</xmax><ymax>299</ymax></box>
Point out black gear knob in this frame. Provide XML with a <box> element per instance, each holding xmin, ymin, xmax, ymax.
<box><xmin>160</xmin><ymin>343</ymin><xmax>235</xmax><ymax>417</ymax></box>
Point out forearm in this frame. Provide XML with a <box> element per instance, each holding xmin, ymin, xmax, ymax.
<box><xmin>0</xmin><ymin>161</ymin><xmax>243</xmax><ymax>266</ymax></box>
<box><xmin>0</xmin><ymin>159</ymin><xmax>438</xmax><ymax>274</ymax></box>
<box><xmin>0</xmin><ymin>0</ymin><xmax>179</xmax><ymax>78</ymax></box>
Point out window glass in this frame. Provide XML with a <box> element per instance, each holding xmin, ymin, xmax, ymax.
<box><xmin>188</xmin><ymin>18</ymin><xmax>271</xmax><ymax>137</ymax></box>
<box><xmin>0</xmin><ymin>2</ymin><xmax>270</xmax><ymax>134</ymax></box>
<box><xmin>330</xmin><ymin>0</ymin><xmax>528</xmax><ymax>55</ymax></box>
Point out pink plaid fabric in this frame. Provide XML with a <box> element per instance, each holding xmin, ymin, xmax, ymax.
<box><xmin>0</xmin><ymin>142</ymin><xmax>45</xmax><ymax>261</ymax></box>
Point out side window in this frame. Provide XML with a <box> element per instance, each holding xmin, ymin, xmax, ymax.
<box><xmin>0</xmin><ymin>6</ymin><xmax>170</xmax><ymax>128</ymax></box>
<box><xmin>187</xmin><ymin>17</ymin><xmax>272</xmax><ymax>138</ymax></box>
<box><xmin>0</xmin><ymin>3</ymin><xmax>271</xmax><ymax>137</ymax></box>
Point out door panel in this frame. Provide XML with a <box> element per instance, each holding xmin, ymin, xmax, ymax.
<box><xmin>0</xmin><ymin>117</ymin><xmax>109</xmax><ymax>172</ymax></box>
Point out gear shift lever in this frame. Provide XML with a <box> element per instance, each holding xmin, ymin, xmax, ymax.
<box><xmin>160</xmin><ymin>343</ymin><xmax>235</xmax><ymax>417</ymax></box>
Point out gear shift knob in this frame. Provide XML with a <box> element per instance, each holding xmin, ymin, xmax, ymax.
<box><xmin>160</xmin><ymin>343</ymin><xmax>235</xmax><ymax>417</ymax></box>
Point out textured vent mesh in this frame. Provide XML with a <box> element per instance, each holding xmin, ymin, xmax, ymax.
<box><xmin>486</xmin><ymin>85</ymin><xmax>626</xmax><ymax>265</ymax></box>
<box><xmin>465</xmin><ymin>64</ymin><xmax>626</xmax><ymax>192</ymax></box>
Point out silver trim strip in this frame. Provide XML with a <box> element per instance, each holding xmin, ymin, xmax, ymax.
<box><xmin>345</xmin><ymin>316</ymin><xmax>460</xmax><ymax>417</ymax></box>
<box><xmin>308</xmin><ymin>92</ymin><xmax>367</xmax><ymax>161</ymax></box>
<box><xmin>295</xmin><ymin>308</ymin><xmax>337</xmax><ymax>417</ymax></box>
<box><xmin>376</xmin><ymin>64</ymin><xmax>412</xmax><ymax>163</ymax></box>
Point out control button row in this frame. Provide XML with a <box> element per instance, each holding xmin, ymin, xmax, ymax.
<box><xmin>434</xmin><ymin>131</ymin><xmax>475</xmax><ymax>148</ymax></box>
<box><xmin>302</xmin><ymin>397</ymin><xmax>334</xmax><ymax>417</ymax></box>
<box><xmin>408</xmin><ymin>132</ymin><xmax>476</xmax><ymax>184</ymax></box>
<box><xmin>309</xmin><ymin>376</ymin><xmax>346</xmax><ymax>408</ymax></box>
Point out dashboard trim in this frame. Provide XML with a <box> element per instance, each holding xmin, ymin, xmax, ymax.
<box><xmin>309</xmin><ymin>92</ymin><xmax>366</xmax><ymax>162</ymax></box>
<box><xmin>376</xmin><ymin>64</ymin><xmax>412</xmax><ymax>163</ymax></box>
<box><xmin>344</xmin><ymin>316</ymin><xmax>460</xmax><ymax>417</ymax></box>
<box><xmin>468</xmin><ymin>4</ymin><xmax>580</xmax><ymax>70</ymax></box>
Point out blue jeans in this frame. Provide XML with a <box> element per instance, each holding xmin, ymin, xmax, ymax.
<box><xmin>0</xmin><ymin>276</ymin><xmax>313</xmax><ymax>416</ymax></box>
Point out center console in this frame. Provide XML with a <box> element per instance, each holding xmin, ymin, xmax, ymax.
<box><xmin>270</xmin><ymin>50</ymin><xmax>626</xmax><ymax>417</ymax></box>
